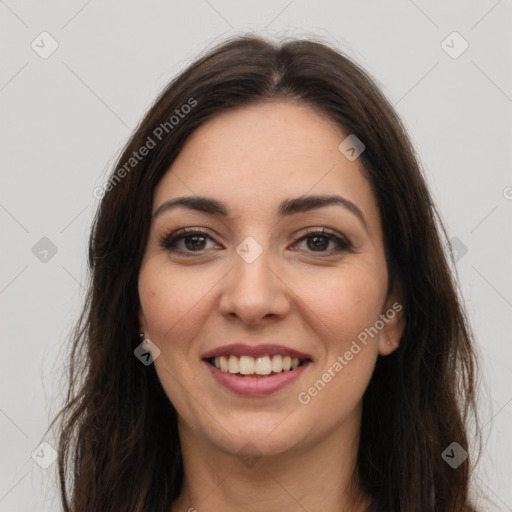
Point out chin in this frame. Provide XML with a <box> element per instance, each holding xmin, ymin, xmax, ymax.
<box><xmin>225</xmin><ymin>411</ymin><xmax>317</xmax><ymax>457</ymax></box>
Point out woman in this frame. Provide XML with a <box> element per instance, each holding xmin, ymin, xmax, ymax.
<box><xmin>51</xmin><ymin>34</ymin><xmax>480</xmax><ymax>511</ymax></box>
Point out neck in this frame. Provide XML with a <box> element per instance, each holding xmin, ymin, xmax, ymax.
<box><xmin>172</xmin><ymin>409</ymin><xmax>370</xmax><ymax>512</ymax></box>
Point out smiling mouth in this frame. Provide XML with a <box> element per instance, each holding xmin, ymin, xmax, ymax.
<box><xmin>207</xmin><ymin>354</ymin><xmax>311</xmax><ymax>376</ymax></box>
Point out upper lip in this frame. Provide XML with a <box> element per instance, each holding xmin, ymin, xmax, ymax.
<box><xmin>201</xmin><ymin>343</ymin><xmax>312</xmax><ymax>360</ymax></box>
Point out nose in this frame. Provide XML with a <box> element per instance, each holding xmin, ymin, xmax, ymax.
<box><xmin>218</xmin><ymin>242</ymin><xmax>291</xmax><ymax>326</ymax></box>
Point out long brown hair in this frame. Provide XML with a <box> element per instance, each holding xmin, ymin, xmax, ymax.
<box><xmin>49</xmin><ymin>34</ymin><xmax>481</xmax><ymax>511</ymax></box>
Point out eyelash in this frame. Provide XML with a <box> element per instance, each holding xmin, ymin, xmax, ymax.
<box><xmin>159</xmin><ymin>227</ymin><xmax>353</xmax><ymax>256</ymax></box>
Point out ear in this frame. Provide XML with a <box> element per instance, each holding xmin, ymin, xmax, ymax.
<box><xmin>377</xmin><ymin>293</ymin><xmax>405</xmax><ymax>356</ymax></box>
<box><xmin>138</xmin><ymin>307</ymin><xmax>148</xmax><ymax>337</ymax></box>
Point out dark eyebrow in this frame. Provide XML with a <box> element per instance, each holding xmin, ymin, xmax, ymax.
<box><xmin>277</xmin><ymin>195</ymin><xmax>368</xmax><ymax>232</ymax></box>
<box><xmin>153</xmin><ymin>194</ymin><xmax>368</xmax><ymax>232</ymax></box>
<box><xmin>153</xmin><ymin>196</ymin><xmax>228</xmax><ymax>218</ymax></box>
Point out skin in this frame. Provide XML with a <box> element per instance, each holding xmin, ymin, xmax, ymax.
<box><xmin>138</xmin><ymin>101</ymin><xmax>405</xmax><ymax>512</ymax></box>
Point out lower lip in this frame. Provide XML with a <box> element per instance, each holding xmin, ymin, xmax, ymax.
<box><xmin>205</xmin><ymin>361</ymin><xmax>311</xmax><ymax>396</ymax></box>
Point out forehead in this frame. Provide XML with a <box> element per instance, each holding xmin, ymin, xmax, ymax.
<box><xmin>153</xmin><ymin>101</ymin><xmax>379</xmax><ymax>231</ymax></box>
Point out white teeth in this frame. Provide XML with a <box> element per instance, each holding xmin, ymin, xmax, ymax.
<box><xmin>212</xmin><ymin>354</ymin><xmax>306</xmax><ymax>375</ymax></box>
<box><xmin>271</xmin><ymin>354</ymin><xmax>283</xmax><ymax>373</ymax></box>
<box><xmin>228</xmin><ymin>355</ymin><xmax>239</xmax><ymax>374</ymax></box>
<box><xmin>239</xmin><ymin>355</ymin><xmax>255</xmax><ymax>375</ymax></box>
<box><xmin>255</xmin><ymin>356</ymin><xmax>272</xmax><ymax>375</ymax></box>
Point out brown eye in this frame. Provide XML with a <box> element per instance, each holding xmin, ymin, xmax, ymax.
<box><xmin>293</xmin><ymin>229</ymin><xmax>353</xmax><ymax>254</ymax></box>
<box><xmin>183</xmin><ymin>234</ymin><xmax>207</xmax><ymax>251</ymax></box>
<box><xmin>306</xmin><ymin>235</ymin><xmax>330</xmax><ymax>251</ymax></box>
<box><xmin>160</xmin><ymin>229</ymin><xmax>219</xmax><ymax>253</ymax></box>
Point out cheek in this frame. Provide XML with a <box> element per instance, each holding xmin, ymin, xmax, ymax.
<box><xmin>293</xmin><ymin>270</ymin><xmax>382</xmax><ymax>423</ymax></box>
<box><xmin>297</xmin><ymin>263</ymin><xmax>386</xmax><ymax>346</ymax></box>
<box><xmin>138</xmin><ymin>261</ymin><xmax>214</xmax><ymax>351</ymax></box>
<box><xmin>138</xmin><ymin>261</ymin><xmax>216</xmax><ymax>413</ymax></box>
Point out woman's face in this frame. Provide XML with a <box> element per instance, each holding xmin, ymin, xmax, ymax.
<box><xmin>138</xmin><ymin>101</ymin><xmax>403</xmax><ymax>458</ymax></box>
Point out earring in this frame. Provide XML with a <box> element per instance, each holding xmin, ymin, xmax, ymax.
<box><xmin>136</xmin><ymin>332</ymin><xmax>161</xmax><ymax>363</ymax></box>
<box><xmin>386</xmin><ymin>339</ymin><xmax>392</xmax><ymax>346</ymax></box>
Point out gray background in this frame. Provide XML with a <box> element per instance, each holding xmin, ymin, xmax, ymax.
<box><xmin>1</xmin><ymin>1</ymin><xmax>511</xmax><ymax>510</ymax></box>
